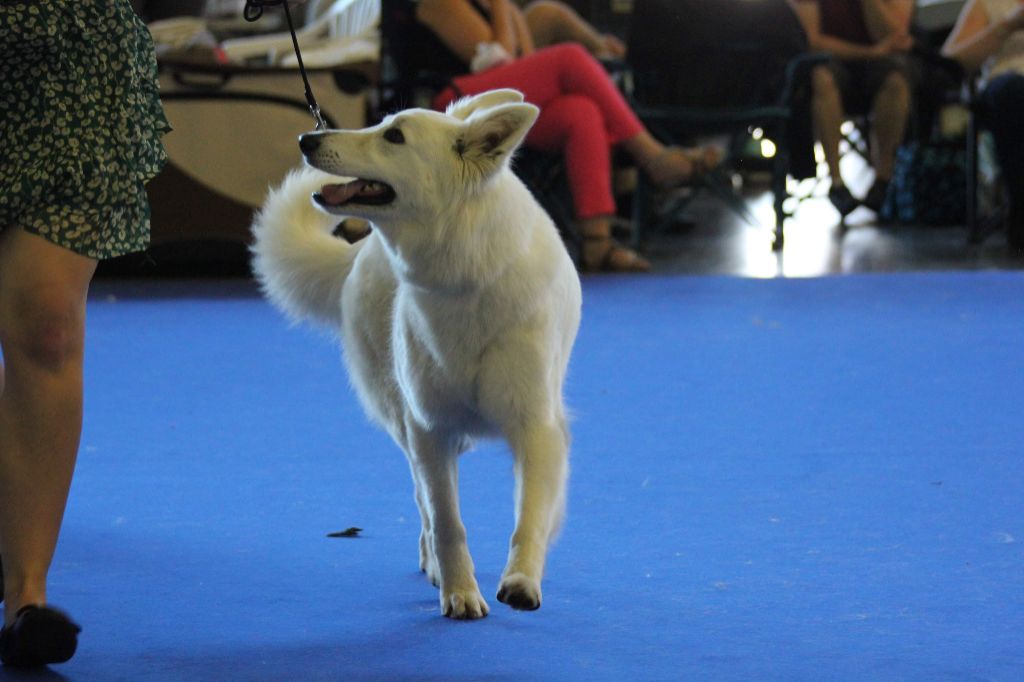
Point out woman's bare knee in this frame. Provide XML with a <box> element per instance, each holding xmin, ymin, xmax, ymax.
<box><xmin>1</xmin><ymin>287</ymin><xmax>87</xmax><ymax>373</ymax></box>
<box><xmin>877</xmin><ymin>72</ymin><xmax>911</xmax><ymax>110</ymax></box>
<box><xmin>0</xmin><ymin>230</ymin><xmax>95</xmax><ymax>373</ymax></box>
<box><xmin>812</xmin><ymin>66</ymin><xmax>839</xmax><ymax>97</ymax></box>
<box><xmin>524</xmin><ymin>1</ymin><xmax>572</xmax><ymax>44</ymax></box>
<box><xmin>524</xmin><ymin>0</ymin><xmax>567</xmax><ymax>23</ymax></box>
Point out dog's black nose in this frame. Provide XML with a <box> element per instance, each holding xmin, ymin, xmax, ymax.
<box><xmin>299</xmin><ymin>132</ymin><xmax>323</xmax><ymax>155</ymax></box>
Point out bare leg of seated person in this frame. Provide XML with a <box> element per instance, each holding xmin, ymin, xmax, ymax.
<box><xmin>810</xmin><ymin>65</ymin><xmax>858</xmax><ymax>217</ymax></box>
<box><xmin>863</xmin><ymin>70</ymin><xmax>911</xmax><ymax>213</ymax></box>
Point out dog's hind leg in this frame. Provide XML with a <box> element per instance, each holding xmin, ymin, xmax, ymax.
<box><xmin>408</xmin><ymin>467</ymin><xmax>438</xmax><ymax>584</ymax></box>
<box><xmin>498</xmin><ymin>418</ymin><xmax>569</xmax><ymax>611</ymax></box>
<box><xmin>406</xmin><ymin>426</ymin><xmax>489</xmax><ymax>620</ymax></box>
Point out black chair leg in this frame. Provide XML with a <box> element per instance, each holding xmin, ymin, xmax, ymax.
<box><xmin>966</xmin><ymin>113</ymin><xmax>981</xmax><ymax>244</ymax></box>
<box><xmin>631</xmin><ymin>175</ymin><xmax>650</xmax><ymax>250</ymax></box>
<box><xmin>771</xmin><ymin>149</ymin><xmax>789</xmax><ymax>251</ymax></box>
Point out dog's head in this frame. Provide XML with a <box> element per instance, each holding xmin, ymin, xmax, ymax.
<box><xmin>297</xmin><ymin>89</ymin><xmax>539</xmax><ymax>222</ymax></box>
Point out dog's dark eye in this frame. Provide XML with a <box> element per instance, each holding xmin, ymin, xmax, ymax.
<box><xmin>384</xmin><ymin>127</ymin><xmax>405</xmax><ymax>144</ymax></box>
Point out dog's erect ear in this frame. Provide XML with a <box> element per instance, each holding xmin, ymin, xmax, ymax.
<box><xmin>457</xmin><ymin>102</ymin><xmax>540</xmax><ymax>175</ymax></box>
<box><xmin>446</xmin><ymin>89</ymin><xmax>525</xmax><ymax>121</ymax></box>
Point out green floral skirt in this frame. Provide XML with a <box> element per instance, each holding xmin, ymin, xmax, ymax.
<box><xmin>0</xmin><ymin>0</ymin><xmax>171</xmax><ymax>260</ymax></box>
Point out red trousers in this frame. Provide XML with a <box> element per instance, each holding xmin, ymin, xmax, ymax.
<box><xmin>434</xmin><ymin>44</ymin><xmax>644</xmax><ymax>220</ymax></box>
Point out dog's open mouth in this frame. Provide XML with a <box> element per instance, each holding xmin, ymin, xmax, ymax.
<box><xmin>314</xmin><ymin>179</ymin><xmax>396</xmax><ymax>208</ymax></box>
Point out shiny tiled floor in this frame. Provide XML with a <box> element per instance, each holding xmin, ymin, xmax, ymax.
<box><xmin>637</xmin><ymin>144</ymin><xmax>1022</xmax><ymax>277</ymax></box>
<box><xmin>640</xmin><ymin>148</ymin><xmax>1024</xmax><ymax>278</ymax></box>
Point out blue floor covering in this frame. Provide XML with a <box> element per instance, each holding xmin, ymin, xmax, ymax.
<box><xmin>4</xmin><ymin>271</ymin><xmax>1022</xmax><ymax>681</ymax></box>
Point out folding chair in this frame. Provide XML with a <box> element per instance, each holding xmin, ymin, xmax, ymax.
<box><xmin>625</xmin><ymin>0</ymin><xmax>823</xmax><ymax>251</ymax></box>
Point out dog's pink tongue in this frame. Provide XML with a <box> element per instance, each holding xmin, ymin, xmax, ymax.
<box><xmin>320</xmin><ymin>180</ymin><xmax>364</xmax><ymax>205</ymax></box>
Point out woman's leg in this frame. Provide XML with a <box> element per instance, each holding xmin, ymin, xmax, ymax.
<box><xmin>526</xmin><ymin>94</ymin><xmax>615</xmax><ymax>218</ymax></box>
<box><xmin>0</xmin><ymin>228</ymin><xmax>97</xmax><ymax>626</ymax></box>
<box><xmin>810</xmin><ymin>64</ymin><xmax>847</xmax><ymax>189</ymax></box>
<box><xmin>527</xmin><ymin>95</ymin><xmax>649</xmax><ymax>271</ymax></box>
<box><xmin>869</xmin><ymin>69</ymin><xmax>911</xmax><ymax>184</ymax></box>
<box><xmin>445</xmin><ymin>44</ymin><xmax>712</xmax><ymax>184</ymax></box>
<box><xmin>450</xmin><ymin>45</ymin><xmax>640</xmax><ymax>137</ymax></box>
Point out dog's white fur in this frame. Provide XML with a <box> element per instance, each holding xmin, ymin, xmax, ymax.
<box><xmin>251</xmin><ymin>90</ymin><xmax>581</xmax><ymax>619</ymax></box>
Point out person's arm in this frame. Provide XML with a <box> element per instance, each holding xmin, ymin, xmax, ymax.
<box><xmin>942</xmin><ymin>0</ymin><xmax>1024</xmax><ymax>72</ymax></box>
<box><xmin>787</xmin><ymin>0</ymin><xmax>911</xmax><ymax>60</ymax></box>
<box><xmin>861</xmin><ymin>0</ymin><xmax>914</xmax><ymax>41</ymax></box>
<box><xmin>416</xmin><ymin>0</ymin><xmax>520</xmax><ymax>63</ymax></box>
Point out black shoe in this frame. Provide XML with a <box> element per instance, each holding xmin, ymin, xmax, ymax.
<box><xmin>0</xmin><ymin>605</ymin><xmax>81</xmax><ymax>667</ymax></box>
<box><xmin>862</xmin><ymin>179</ymin><xmax>890</xmax><ymax>214</ymax></box>
<box><xmin>828</xmin><ymin>183</ymin><xmax>859</xmax><ymax>217</ymax></box>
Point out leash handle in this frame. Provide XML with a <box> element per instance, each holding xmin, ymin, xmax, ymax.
<box><xmin>243</xmin><ymin>0</ymin><xmax>327</xmax><ymax>130</ymax></box>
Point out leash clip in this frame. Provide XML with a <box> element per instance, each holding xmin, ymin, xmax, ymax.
<box><xmin>310</xmin><ymin>105</ymin><xmax>328</xmax><ymax>131</ymax></box>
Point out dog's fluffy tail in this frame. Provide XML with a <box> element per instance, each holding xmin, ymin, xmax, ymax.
<box><xmin>251</xmin><ymin>168</ymin><xmax>358</xmax><ymax>329</ymax></box>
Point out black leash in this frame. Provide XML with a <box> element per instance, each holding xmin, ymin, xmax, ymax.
<box><xmin>243</xmin><ymin>0</ymin><xmax>327</xmax><ymax>130</ymax></box>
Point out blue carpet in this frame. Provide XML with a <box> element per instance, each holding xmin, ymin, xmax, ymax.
<box><xmin>5</xmin><ymin>271</ymin><xmax>1022</xmax><ymax>681</ymax></box>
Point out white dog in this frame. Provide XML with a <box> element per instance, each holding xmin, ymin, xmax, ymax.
<box><xmin>251</xmin><ymin>90</ymin><xmax>582</xmax><ymax>619</ymax></box>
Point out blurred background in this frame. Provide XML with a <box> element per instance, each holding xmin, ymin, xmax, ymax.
<box><xmin>108</xmin><ymin>0</ymin><xmax>1018</xmax><ymax>279</ymax></box>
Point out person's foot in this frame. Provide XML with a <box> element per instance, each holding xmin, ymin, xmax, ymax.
<box><xmin>0</xmin><ymin>605</ymin><xmax>81</xmax><ymax>667</ymax></box>
<box><xmin>594</xmin><ymin>33</ymin><xmax>627</xmax><ymax>60</ymax></box>
<box><xmin>828</xmin><ymin>183</ymin><xmax>859</xmax><ymax>218</ymax></box>
<box><xmin>645</xmin><ymin>145</ymin><xmax>723</xmax><ymax>189</ymax></box>
<box><xmin>862</xmin><ymin>178</ymin><xmax>890</xmax><ymax>214</ymax></box>
<box><xmin>581</xmin><ymin>236</ymin><xmax>651</xmax><ymax>273</ymax></box>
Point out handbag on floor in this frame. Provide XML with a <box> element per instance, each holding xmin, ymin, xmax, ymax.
<box><xmin>881</xmin><ymin>140</ymin><xmax>966</xmax><ymax>226</ymax></box>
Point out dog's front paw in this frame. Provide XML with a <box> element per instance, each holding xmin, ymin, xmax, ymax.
<box><xmin>497</xmin><ymin>573</ymin><xmax>542</xmax><ymax>611</ymax></box>
<box><xmin>441</xmin><ymin>587</ymin><xmax>490</xmax><ymax>620</ymax></box>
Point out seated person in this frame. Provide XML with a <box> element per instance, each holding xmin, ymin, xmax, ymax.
<box><xmin>788</xmin><ymin>0</ymin><xmax>915</xmax><ymax>217</ymax></box>
<box><xmin>407</xmin><ymin>0</ymin><xmax>720</xmax><ymax>273</ymax></box>
<box><xmin>942</xmin><ymin>0</ymin><xmax>1024</xmax><ymax>252</ymax></box>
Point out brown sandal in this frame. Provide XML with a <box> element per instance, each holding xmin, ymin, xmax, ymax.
<box><xmin>646</xmin><ymin>145</ymin><xmax>723</xmax><ymax>189</ymax></box>
<box><xmin>581</xmin><ymin>235</ymin><xmax>651</xmax><ymax>273</ymax></box>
